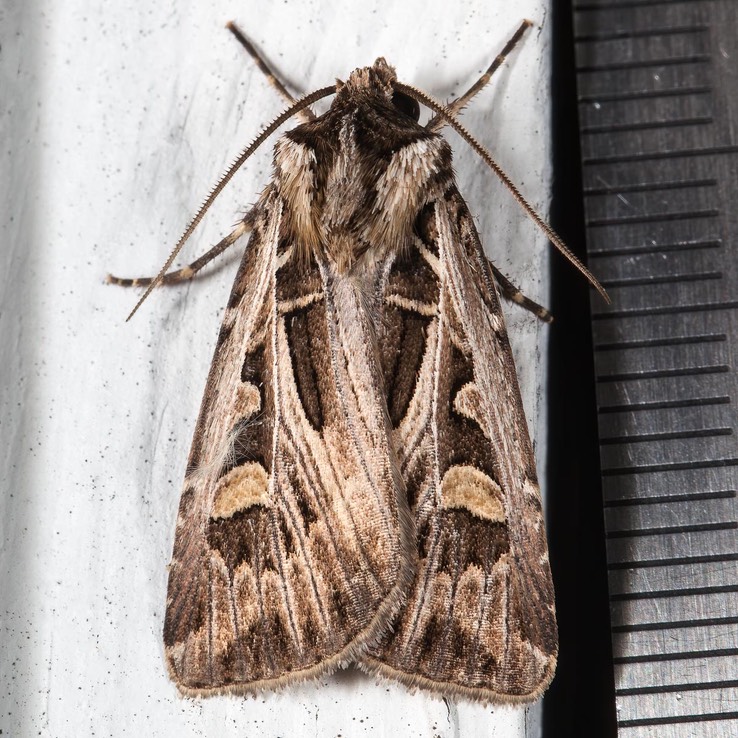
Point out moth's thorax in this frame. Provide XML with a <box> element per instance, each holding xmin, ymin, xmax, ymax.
<box><xmin>273</xmin><ymin>79</ymin><xmax>454</xmax><ymax>274</ymax></box>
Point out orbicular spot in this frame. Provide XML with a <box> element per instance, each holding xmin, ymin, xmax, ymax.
<box><xmin>240</xmin><ymin>344</ymin><xmax>267</xmax><ymax>426</ymax></box>
<box><xmin>234</xmin><ymin>382</ymin><xmax>261</xmax><ymax>418</ymax></box>
<box><xmin>440</xmin><ymin>465</ymin><xmax>506</xmax><ymax>523</ymax></box>
<box><xmin>211</xmin><ymin>462</ymin><xmax>270</xmax><ymax>519</ymax></box>
<box><xmin>452</xmin><ymin>381</ymin><xmax>484</xmax><ymax>429</ymax></box>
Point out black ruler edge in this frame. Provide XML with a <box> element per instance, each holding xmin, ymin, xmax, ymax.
<box><xmin>543</xmin><ymin>0</ymin><xmax>618</xmax><ymax>736</ymax></box>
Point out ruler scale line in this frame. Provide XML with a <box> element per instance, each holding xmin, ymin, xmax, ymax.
<box><xmin>599</xmin><ymin>272</ymin><xmax>723</xmax><ymax>288</ymax></box>
<box><xmin>578</xmin><ymin>55</ymin><xmax>711</xmax><ymax>73</ymax></box>
<box><xmin>614</xmin><ymin>648</ymin><xmax>738</xmax><ymax>665</ymax></box>
<box><xmin>583</xmin><ymin>144</ymin><xmax>738</xmax><ymax>165</ymax></box>
<box><xmin>618</xmin><ymin>712</ymin><xmax>738</xmax><ymax>728</ymax></box>
<box><xmin>584</xmin><ymin>178</ymin><xmax>718</xmax><ymax>195</ymax></box>
<box><xmin>604</xmin><ymin>490</ymin><xmax>736</xmax><ymax>507</ymax></box>
<box><xmin>575</xmin><ymin>0</ymin><xmax>714</xmax><ymax>10</ymax></box>
<box><xmin>616</xmin><ymin>678</ymin><xmax>738</xmax><ymax>695</ymax></box>
<box><xmin>598</xmin><ymin>397</ymin><xmax>731</xmax><ymax>413</ymax></box>
<box><xmin>589</xmin><ymin>239</ymin><xmax>723</xmax><ymax>257</ymax></box>
<box><xmin>592</xmin><ymin>302</ymin><xmax>738</xmax><ymax>319</ymax></box>
<box><xmin>609</xmin><ymin>554</ymin><xmax>738</xmax><ymax>571</ymax></box>
<box><xmin>579</xmin><ymin>85</ymin><xmax>711</xmax><ymax>103</ymax></box>
<box><xmin>575</xmin><ymin>25</ymin><xmax>710</xmax><ymax>42</ymax></box>
<box><xmin>609</xmin><ymin>585</ymin><xmax>738</xmax><ymax>601</ymax></box>
<box><xmin>600</xmin><ymin>427</ymin><xmax>732</xmax><ymax>444</ymax></box>
<box><xmin>602</xmin><ymin>459</ymin><xmax>738</xmax><ymax>476</ymax></box>
<box><xmin>606</xmin><ymin>522</ymin><xmax>738</xmax><ymax>538</ymax></box>
<box><xmin>582</xmin><ymin>117</ymin><xmax>714</xmax><ymax>135</ymax></box>
<box><xmin>616</xmin><ymin>679</ymin><xmax>738</xmax><ymax>696</ymax></box>
<box><xmin>588</xmin><ymin>211</ymin><xmax>720</xmax><ymax>227</ymax></box>
<box><xmin>595</xmin><ymin>334</ymin><xmax>727</xmax><ymax>351</ymax></box>
<box><xmin>596</xmin><ymin>366</ymin><xmax>730</xmax><ymax>382</ymax></box>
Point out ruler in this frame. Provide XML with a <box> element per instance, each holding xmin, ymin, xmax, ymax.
<box><xmin>573</xmin><ymin>0</ymin><xmax>738</xmax><ymax>734</ymax></box>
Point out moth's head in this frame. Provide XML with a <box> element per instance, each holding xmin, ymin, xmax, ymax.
<box><xmin>336</xmin><ymin>57</ymin><xmax>420</xmax><ymax>122</ymax></box>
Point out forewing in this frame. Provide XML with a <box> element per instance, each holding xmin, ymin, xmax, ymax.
<box><xmin>366</xmin><ymin>190</ymin><xmax>557</xmax><ymax>703</ymax></box>
<box><xmin>164</xmin><ymin>191</ymin><xmax>412</xmax><ymax>695</ymax></box>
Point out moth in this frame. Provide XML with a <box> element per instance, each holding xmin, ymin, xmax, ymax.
<box><xmin>110</xmin><ymin>21</ymin><xmax>606</xmax><ymax>703</ymax></box>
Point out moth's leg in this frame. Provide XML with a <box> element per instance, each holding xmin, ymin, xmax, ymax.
<box><xmin>489</xmin><ymin>261</ymin><xmax>552</xmax><ymax>323</ymax></box>
<box><xmin>426</xmin><ymin>20</ymin><xmax>531</xmax><ymax>132</ymax></box>
<box><xmin>107</xmin><ymin>208</ymin><xmax>256</xmax><ymax>288</ymax></box>
<box><xmin>226</xmin><ymin>21</ymin><xmax>315</xmax><ymax>122</ymax></box>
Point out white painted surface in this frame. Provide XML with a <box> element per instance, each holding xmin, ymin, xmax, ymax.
<box><xmin>0</xmin><ymin>0</ymin><xmax>551</xmax><ymax>736</ymax></box>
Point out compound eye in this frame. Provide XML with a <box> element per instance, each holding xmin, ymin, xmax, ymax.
<box><xmin>391</xmin><ymin>90</ymin><xmax>420</xmax><ymax>121</ymax></box>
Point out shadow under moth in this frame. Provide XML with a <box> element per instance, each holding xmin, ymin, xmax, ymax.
<box><xmin>111</xmin><ymin>20</ymin><xmax>606</xmax><ymax>704</ymax></box>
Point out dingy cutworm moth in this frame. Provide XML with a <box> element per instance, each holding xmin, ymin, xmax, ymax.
<box><xmin>110</xmin><ymin>20</ymin><xmax>606</xmax><ymax>703</ymax></box>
